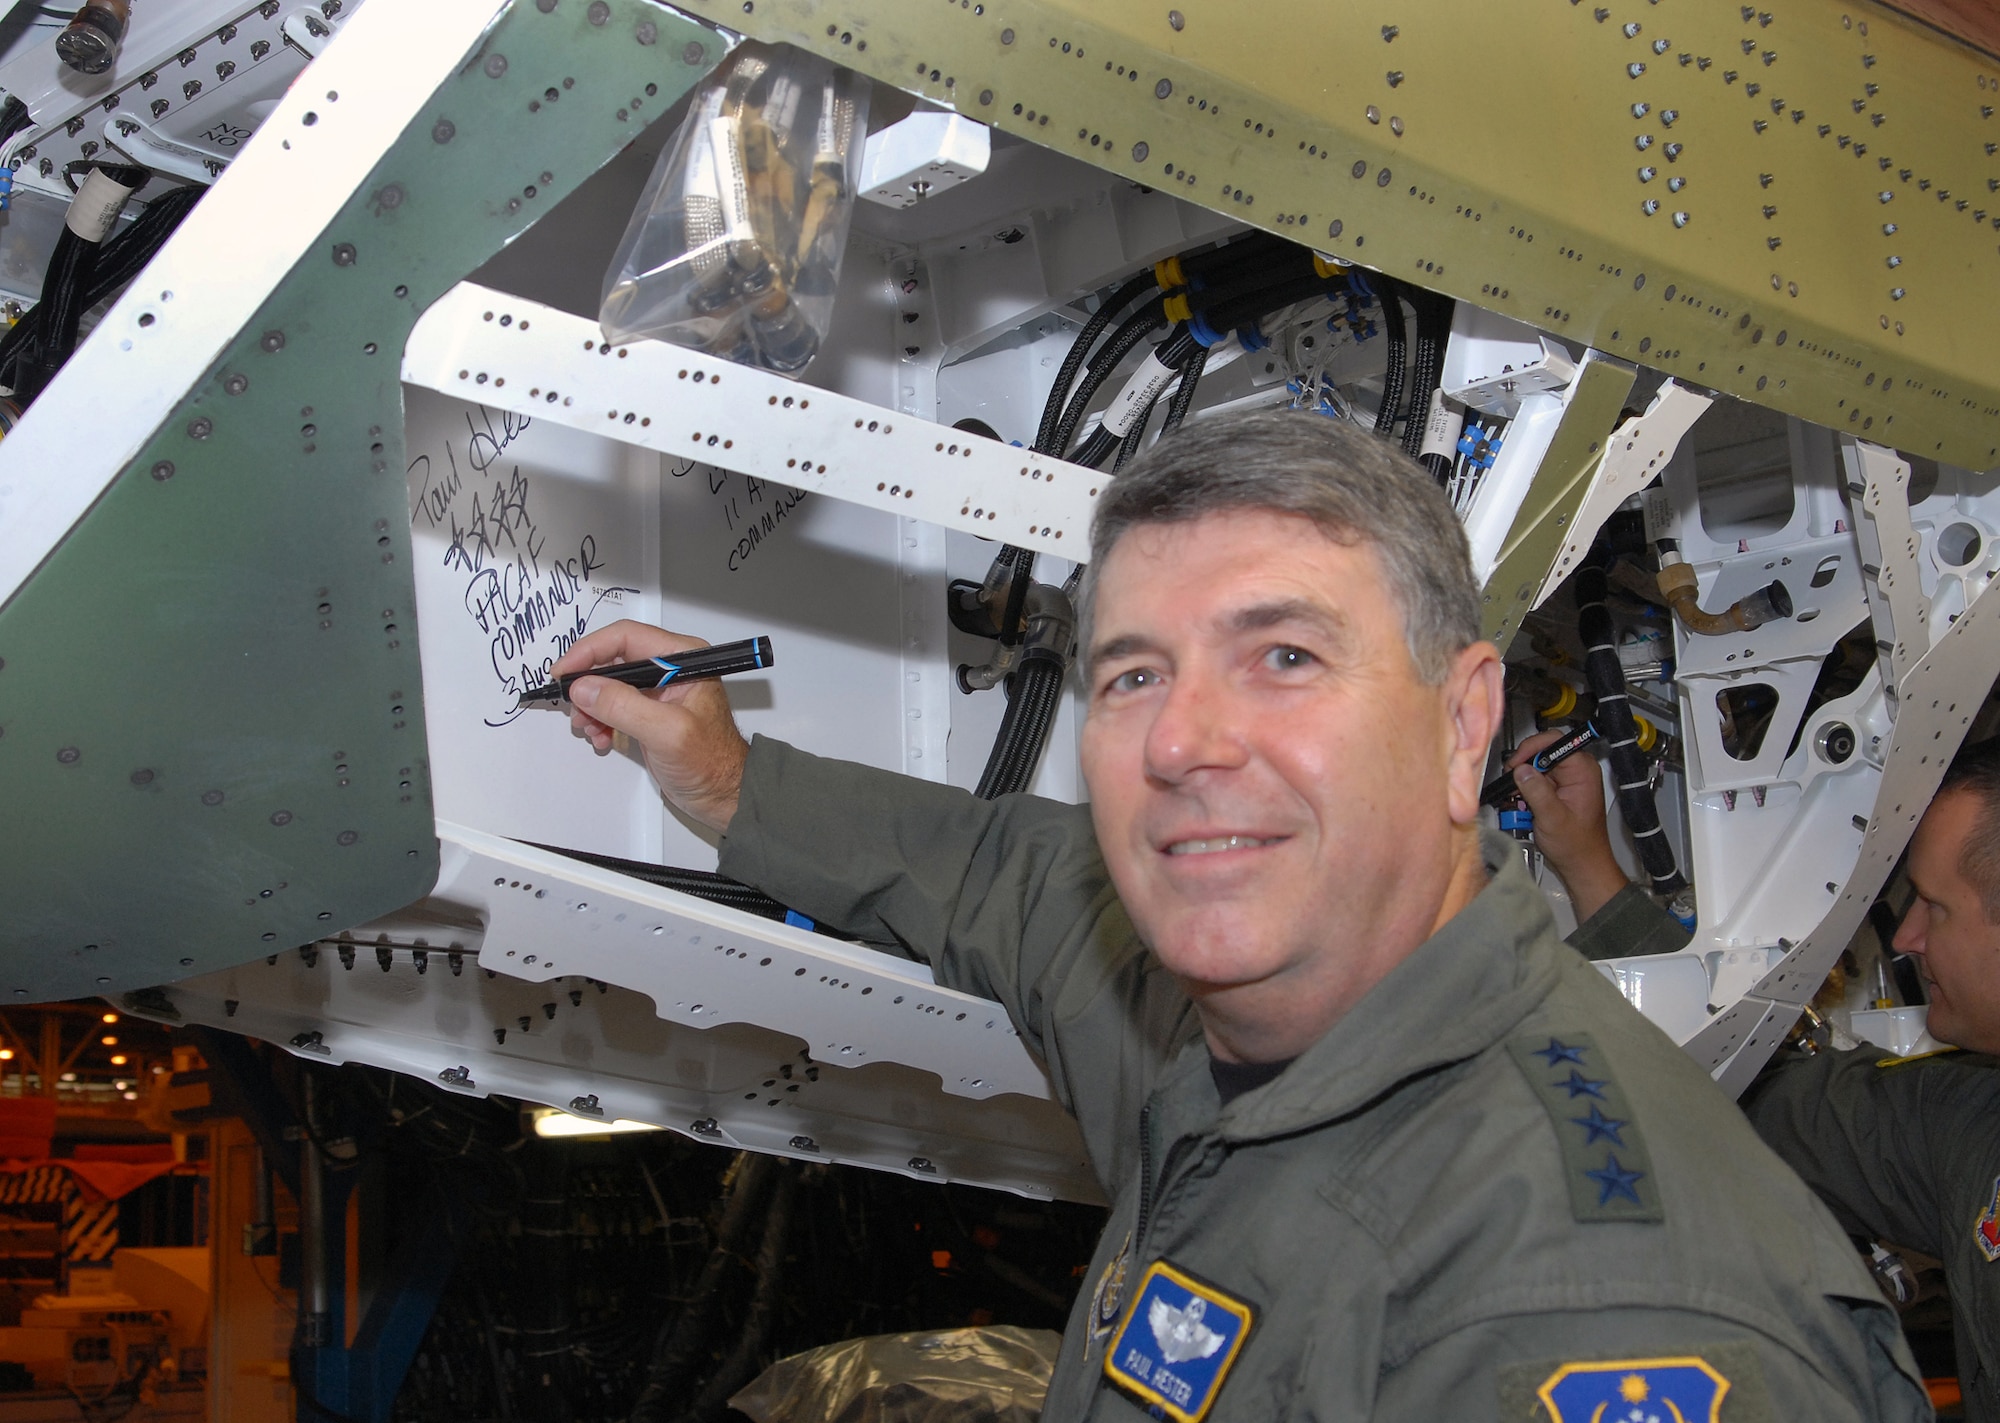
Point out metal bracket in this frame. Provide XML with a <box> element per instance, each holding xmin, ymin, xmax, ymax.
<box><xmin>1544</xmin><ymin>380</ymin><xmax>1713</xmax><ymax>596</ymax></box>
<box><xmin>1478</xmin><ymin>352</ymin><xmax>1636</xmax><ymax>650</ymax></box>
<box><xmin>1845</xmin><ymin>438</ymin><xmax>1927</xmax><ymax>707</ymax></box>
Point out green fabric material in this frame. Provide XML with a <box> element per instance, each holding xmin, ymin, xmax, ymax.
<box><xmin>1565</xmin><ymin>882</ymin><xmax>1693</xmax><ymax>961</ymax></box>
<box><xmin>1505</xmin><ymin>1032</ymin><xmax>1662</xmax><ymax>1224</ymax></box>
<box><xmin>1743</xmin><ymin>1046</ymin><xmax>2000</xmax><ymax>1421</ymax></box>
<box><xmin>719</xmin><ymin>737</ymin><xmax>1930</xmax><ymax>1421</ymax></box>
<box><xmin>1495</xmin><ymin>1341</ymin><xmax>1775</xmax><ymax>1423</ymax></box>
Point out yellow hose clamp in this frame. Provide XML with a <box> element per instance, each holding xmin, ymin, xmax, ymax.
<box><xmin>1311</xmin><ymin>253</ymin><xmax>1347</xmax><ymax>279</ymax></box>
<box><xmin>1162</xmin><ymin>292</ymin><xmax>1192</xmax><ymax>324</ymax></box>
<box><xmin>1538</xmin><ymin>684</ymin><xmax>1578</xmax><ymax>720</ymax></box>
<box><xmin>1634</xmin><ymin>715</ymin><xmax>1658</xmax><ymax>753</ymax></box>
<box><xmin>1154</xmin><ymin>255</ymin><xmax>1185</xmax><ymax>290</ymax></box>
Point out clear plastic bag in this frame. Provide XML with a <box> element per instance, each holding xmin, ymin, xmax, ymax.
<box><xmin>599</xmin><ymin>41</ymin><xmax>869</xmax><ymax>375</ymax></box>
<box><xmin>727</xmin><ymin>1326</ymin><xmax>1061</xmax><ymax>1423</ymax></box>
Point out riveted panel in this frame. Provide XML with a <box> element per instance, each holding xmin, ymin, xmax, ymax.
<box><xmin>692</xmin><ymin>0</ymin><xmax>2000</xmax><ymax>467</ymax></box>
<box><xmin>0</xmin><ymin>0</ymin><xmax>722</xmax><ymax>1001</ymax></box>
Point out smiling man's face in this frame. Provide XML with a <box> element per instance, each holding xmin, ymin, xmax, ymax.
<box><xmin>1080</xmin><ymin>509</ymin><xmax>1496</xmax><ymax>1054</ymax></box>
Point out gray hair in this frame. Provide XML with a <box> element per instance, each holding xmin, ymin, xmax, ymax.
<box><xmin>1078</xmin><ymin>408</ymin><xmax>1482</xmax><ymax>684</ymax></box>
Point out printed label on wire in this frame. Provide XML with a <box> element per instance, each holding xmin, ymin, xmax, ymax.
<box><xmin>1418</xmin><ymin>388</ymin><xmax>1464</xmax><ymax>459</ymax></box>
<box><xmin>1103</xmin><ymin>352</ymin><xmax>1180</xmax><ymax>437</ymax></box>
<box><xmin>66</xmin><ymin>168</ymin><xmax>137</xmax><ymax>243</ymax></box>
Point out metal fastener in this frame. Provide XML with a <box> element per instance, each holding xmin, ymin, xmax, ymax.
<box><xmin>432</xmin><ymin>118</ymin><xmax>455</xmax><ymax>144</ymax></box>
<box><xmin>260</xmin><ymin>330</ymin><xmax>285</xmax><ymax>352</ymax></box>
<box><xmin>332</xmin><ymin>242</ymin><xmax>356</xmax><ymax>265</ymax></box>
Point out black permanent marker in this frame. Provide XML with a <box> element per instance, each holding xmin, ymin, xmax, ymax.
<box><xmin>1480</xmin><ymin>721</ymin><xmax>1601</xmax><ymax>809</ymax></box>
<box><xmin>518</xmin><ymin>636</ymin><xmax>773</xmax><ymax>707</ymax></box>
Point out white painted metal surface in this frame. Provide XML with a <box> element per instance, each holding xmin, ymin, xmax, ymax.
<box><xmin>131</xmin><ymin>818</ymin><xmax>1098</xmax><ymax>1200</ymax></box>
<box><xmin>403</xmin><ymin>282</ymin><xmax>1101</xmax><ymax>561</ymax></box>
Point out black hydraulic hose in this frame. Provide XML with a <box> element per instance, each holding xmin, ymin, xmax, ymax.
<box><xmin>10</xmin><ymin>162</ymin><xmax>147</xmax><ymax>402</ymax></box>
<box><xmin>974</xmin><ymin>655</ymin><xmax>1067</xmax><ymax>799</ymax></box>
<box><xmin>0</xmin><ymin>183</ymin><xmax>201</xmax><ymax>388</ymax></box>
<box><xmin>1071</xmin><ymin>423</ymin><xmax>1119</xmax><ymax>470</ymax></box>
<box><xmin>659</xmin><ymin>1166</ymin><xmax>798</xmax><ymax>1423</ymax></box>
<box><xmin>1036</xmin><ymin>268</ymin><xmax>1157</xmax><ymax>452</ymax></box>
<box><xmin>1373</xmin><ymin>276</ymin><xmax>1408</xmax><ymax>437</ymax></box>
<box><xmin>1403</xmin><ymin>289</ymin><xmax>1455</xmax><ymax>480</ymax></box>
<box><xmin>1112</xmin><ymin>414</ymin><xmax>1148</xmax><ymax>471</ymax></box>
<box><xmin>629</xmin><ymin>1154</ymin><xmax>778</xmax><ymax>1423</ymax></box>
<box><xmin>1049</xmin><ymin>295</ymin><xmax>1166</xmax><ymax>455</ymax></box>
<box><xmin>1577</xmin><ymin>549</ymin><xmax>1685</xmax><ymax>895</ymax></box>
<box><xmin>530</xmin><ymin>842</ymin><xmax>817</xmax><ymax>927</ymax></box>
<box><xmin>1112</xmin><ymin>336</ymin><xmax>1207</xmax><ymax>467</ymax></box>
<box><xmin>1159</xmin><ymin>344</ymin><xmax>1207</xmax><ymax>437</ymax></box>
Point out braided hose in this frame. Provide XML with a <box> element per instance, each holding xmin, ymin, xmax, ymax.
<box><xmin>1577</xmin><ymin>551</ymin><xmax>1685</xmax><ymax>894</ymax></box>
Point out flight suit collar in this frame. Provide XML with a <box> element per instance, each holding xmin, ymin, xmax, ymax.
<box><xmin>1202</xmin><ymin>828</ymin><xmax>1563</xmax><ymax>1142</ymax></box>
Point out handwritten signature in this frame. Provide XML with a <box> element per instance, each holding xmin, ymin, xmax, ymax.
<box><xmin>409</xmin><ymin>404</ymin><xmax>636</xmax><ymax>727</ymax></box>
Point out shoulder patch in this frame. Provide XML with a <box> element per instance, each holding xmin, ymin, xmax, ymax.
<box><xmin>1976</xmin><ymin>1176</ymin><xmax>2000</xmax><ymax>1262</ymax></box>
<box><xmin>1507</xmin><ymin>1033</ymin><xmax>1662</xmax><ymax>1223</ymax></box>
<box><xmin>1102</xmin><ymin>1258</ymin><xmax>1255</xmax><ymax>1423</ymax></box>
<box><xmin>1499</xmin><ymin>1345</ymin><xmax>1773</xmax><ymax>1423</ymax></box>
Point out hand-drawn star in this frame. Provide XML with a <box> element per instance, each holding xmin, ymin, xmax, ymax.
<box><xmin>1532</xmin><ymin>1037</ymin><xmax>1588</xmax><ymax>1067</ymax></box>
<box><xmin>1585</xmin><ymin>1153</ymin><xmax>1647</xmax><ymax>1206</ymax></box>
<box><xmin>1555</xmin><ymin>1068</ymin><xmax>1607</xmax><ymax>1100</ymax></box>
<box><xmin>1568</xmin><ymin>1103</ymin><xmax>1627</xmax><ymax>1146</ymax></box>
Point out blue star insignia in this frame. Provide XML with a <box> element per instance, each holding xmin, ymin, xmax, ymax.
<box><xmin>1532</xmin><ymin>1037</ymin><xmax>1588</xmax><ymax>1067</ymax></box>
<box><xmin>1584</xmin><ymin>1153</ymin><xmax>1647</xmax><ymax>1206</ymax></box>
<box><xmin>1568</xmin><ymin>1103</ymin><xmax>1627</xmax><ymax>1146</ymax></box>
<box><xmin>1555</xmin><ymin>1068</ymin><xmax>1607</xmax><ymax>1100</ymax></box>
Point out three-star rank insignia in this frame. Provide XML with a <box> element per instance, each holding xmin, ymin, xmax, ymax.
<box><xmin>1508</xmin><ymin>1033</ymin><xmax>1662</xmax><ymax>1223</ymax></box>
<box><xmin>1102</xmin><ymin>1259</ymin><xmax>1255</xmax><ymax>1423</ymax></box>
<box><xmin>1976</xmin><ymin>1176</ymin><xmax>2000</xmax><ymax>1263</ymax></box>
<box><xmin>1537</xmin><ymin>1356</ymin><xmax>1729</xmax><ymax>1423</ymax></box>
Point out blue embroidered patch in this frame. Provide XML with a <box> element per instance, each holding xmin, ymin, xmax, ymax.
<box><xmin>1102</xmin><ymin>1259</ymin><xmax>1254</xmax><ymax>1423</ymax></box>
<box><xmin>1538</xmin><ymin>1357</ymin><xmax>1729</xmax><ymax>1423</ymax></box>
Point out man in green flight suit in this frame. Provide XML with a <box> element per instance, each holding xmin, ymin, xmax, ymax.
<box><xmin>1517</xmin><ymin>722</ymin><xmax>2000</xmax><ymax>1420</ymax></box>
<box><xmin>551</xmin><ymin>410</ymin><xmax>1928</xmax><ymax>1421</ymax></box>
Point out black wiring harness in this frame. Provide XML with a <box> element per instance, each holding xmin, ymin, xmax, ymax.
<box><xmin>0</xmin><ymin>169</ymin><xmax>206</xmax><ymax>403</ymax></box>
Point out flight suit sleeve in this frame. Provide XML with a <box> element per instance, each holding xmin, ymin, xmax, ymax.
<box><xmin>1737</xmin><ymin>1046</ymin><xmax>1952</xmax><ymax>1255</ymax></box>
<box><xmin>1564</xmin><ymin>883</ymin><xmax>1691</xmax><ymax>961</ymax></box>
<box><xmin>717</xmin><ymin>736</ymin><xmax>1187</xmax><ymax>1126</ymax></box>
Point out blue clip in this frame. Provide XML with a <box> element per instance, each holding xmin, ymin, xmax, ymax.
<box><xmin>1498</xmin><ymin>809</ymin><xmax>1534</xmax><ymax>832</ymax></box>
<box><xmin>782</xmin><ymin>909</ymin><xmax>815</xmax><ymax>931</ymax></box>
<box><xmin>0</xmin><ymin>166</ymin><xmax>15</xmax><ymax>212</ymax></box>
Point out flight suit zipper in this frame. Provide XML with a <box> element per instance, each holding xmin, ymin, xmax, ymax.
<box><xmin>1135</xmin><ymin>1099</ymin><xmax>1198</xmax><ymax>1254</ymax></box>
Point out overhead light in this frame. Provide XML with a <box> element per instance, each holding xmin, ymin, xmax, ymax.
<box><xmin>113</xmin><ymin>1080</ymin><xmax>129</xmax><ymax>1090</ymax></box>
<box><xmin>100</xmin><ymin>1013</ymin><xmax>117</xmax><ymax>1024</ymax></box>
<box><xmin>100</xmin><ymin>1035</ymin><xmax>117</xmax><ymax>1046</ymax></box>
<box><xmin>121</xmin><ymin>1092</ymin><xmax>137</xmax><ymax>1101</ymax></box>
<box><xmin>530</xmin><ymin>1108</ymin><xmax>663</xmax><ymax>1139</ymax></box>
<box><xmin>59</xmin><ymin>1072</ymin><xmax>76</xmax><ymax>1082</ymax></box>
<box><xmin>109</xmin><ymin>1054</ymin><xmax>127</xmax><ymax>1066</ymax></box>
<box><xmin>0</xmin><ymin>1049</ymin><xmax>12</xmax><ymax>1061</ymax></box>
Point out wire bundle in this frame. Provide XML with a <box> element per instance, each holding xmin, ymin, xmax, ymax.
<box><xmin>0</xmin><ymin>175</ymin><xmax>201</xmax><ymax>401</ymax></box>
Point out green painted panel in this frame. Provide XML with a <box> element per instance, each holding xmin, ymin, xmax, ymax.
<box><xmin>699</xmin><ymin>0</ymin><xmax>2000</xmax><ymax>467</ymax></box>
<box><xmin>1480</xmin><ymin>357</ymin><xmax>1639</xmax><ymax>650</ymax></box>
<box><xmin>0</xmin><ymin>0</ymin><xmax>720</xmax><ymax>1002</ymax></box>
